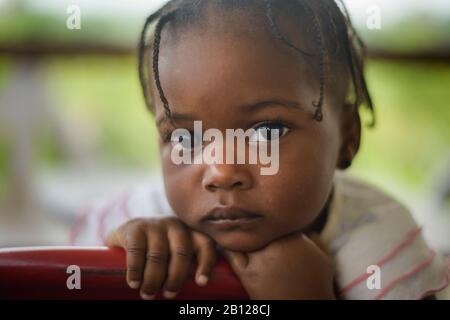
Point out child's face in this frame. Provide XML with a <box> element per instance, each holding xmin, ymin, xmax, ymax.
<box><xmin>152</xmin><ymin>15</ymin><xmax>357</xmax><ymax>252</ymax></box>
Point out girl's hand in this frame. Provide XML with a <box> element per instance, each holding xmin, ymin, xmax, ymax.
<box><xmin>105</xmin><ymin>217</ymin><xmax>216</xmax><ymax>300</ymax></box>
<box><xmin>223</xmin><ymin>232</ymin><xmax>335</xmax><ymax>300</ymax></box>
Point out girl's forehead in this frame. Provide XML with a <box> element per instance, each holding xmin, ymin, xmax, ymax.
<box><xmin>154</xmin><ymin>31</ymin><xmax>317</xmax><ymax>120</ymax></box>
<box><xmin>164</xmin><ymin>2</ymin><xmax>317</xmax><ymax>55</ymax></box>
<box><xmin>155</xmin><ymin>21</ymin><xmax>319</xmax><ymax>107</ymax></box>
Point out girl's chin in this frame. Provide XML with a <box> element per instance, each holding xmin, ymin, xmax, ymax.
<box><xmin>213</xmin><ymin>232</ymin><xmax>272</xmax><ymax>253</ymax></box>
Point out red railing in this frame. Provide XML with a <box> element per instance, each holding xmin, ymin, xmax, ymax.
<box><xmin>0</xmin><ymin>246</ymin><xmax>248</xmax><ymax>300</ymax></box>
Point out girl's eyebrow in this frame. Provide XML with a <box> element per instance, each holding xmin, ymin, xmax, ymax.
<box><xmin>238</xmin><ymin>99</ymin><xmax>306</xmax><ymax>113</ymax></box>
<box><xmin>156</xmin><ymin>113</ymin><xmax>195</xmax><ymax>128</ymax></box>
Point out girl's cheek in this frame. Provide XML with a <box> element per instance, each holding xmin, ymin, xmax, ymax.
<box><xmin>163</xmin><ymin>163</ymin><xmax>204</xmax><ymax>225</ymax></box>
<box><xmin>269</xmin><ymin>149</ymin><xmax>333</xmax><ymax>223</ymax></box>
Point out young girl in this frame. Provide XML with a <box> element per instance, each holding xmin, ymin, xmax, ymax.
<box><xmin>71</xmin><ymin>0</ymin><xmax>449</xmax><ymax>300</ymax></box>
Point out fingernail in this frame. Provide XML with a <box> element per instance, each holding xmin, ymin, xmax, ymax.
<box><xmin>141</xmin><ymin>293</ymin><xmax>155</xmax><ymax>300</ymax></box>
<box><xmin>163</xmin><ymin>290</ymin><xmax>178</xmax><ymax>299</ymax></box>
<box><xmin>129</xmin><ymin>281</ymin><xmax>140</xmax><ymax>289</ymax></box>
<box><xmin>196</xmin><ymin>275</ymin><xmax>208</xmax><ymax>286</ymax></box>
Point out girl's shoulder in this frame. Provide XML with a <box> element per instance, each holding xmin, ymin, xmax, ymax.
<box><xmin>322</xmin><ymin>171</ymin><xmax>450</xmax><ymax>299</ymax></box>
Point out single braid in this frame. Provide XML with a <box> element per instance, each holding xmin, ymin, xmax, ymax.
<box><xmin>152</xmin><ymin>12</ymin><xmax>177</xmax><ymax>119</ymax></box>
<box><xmin>138</xmin><ymin>9</ymin><xmax>164</xmax><ymax>111</ymax></box>
<box><xmin>263</xmin><ymin>0</ymin><xmax>314</xmax><ymax>57</ymax></box>
<box><xmin>295</xmin><ymin>0</ymin><xmax>326</xmax><ymax>121</ymax></box>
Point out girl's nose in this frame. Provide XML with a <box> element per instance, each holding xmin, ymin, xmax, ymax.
<box><xmin>202</xmin><ymin>164</ymin><xmax>253</xmax><ymax>192</ymax></box>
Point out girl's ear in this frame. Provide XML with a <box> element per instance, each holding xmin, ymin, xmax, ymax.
<box><xmin>337</xmin><ymin>103</ymin><xmax>361</xmax><ymax>170</ymax></box>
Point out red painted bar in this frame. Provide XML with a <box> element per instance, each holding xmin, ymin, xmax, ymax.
<box><xmin>0</xmin><ymin>247</ymin><xmax>248</xmax><ymax>300</ymax></box>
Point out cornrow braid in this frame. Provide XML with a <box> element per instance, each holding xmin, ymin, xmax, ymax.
<box><xmin>298</xmin><ymin>0</ymin><xmax>327</xmax><ymax>121</ymax></box>
<box><xmin>138</xmin><ymin>8</ymin><xmax>165</xmax><ymax>112</ymax></box>
<box><xmin>137</xmin><ymin>0</ymin><xmax>375</xmax><ymax>126</ymax></box>
<box><xmin>263</xmin><ymin>0</ymin><xmax>314</xmax><ymax>57</ymax></box>
<box><xmin>263</xmin><ymin>0</ymin><xmax>325</xmax><ymax>121</ymax></box>
<box><xmin>152</xmin><ymin>11</ymin><xmax>177</xmax><ymax>120</ymax></box>
<box><xmin>138</xmin><ymin>0</ymin><xmax>181</xmax><ymax>120</ymax></box>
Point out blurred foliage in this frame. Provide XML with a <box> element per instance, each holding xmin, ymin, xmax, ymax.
<box><xmin>43</xmin><ymin>56</ymin><xmax>160</xmax><ymax>168</ymax></box>
<box><xmin>0</xmin><ymin>56</ymin><xmax>11</xmax><ymax>199</ymax></box>
<box><xmin>0</xmin><ymin>3</ymin><xmax>140</xmax><ymax>48</ymax></box>
<box><xmin>0</xmin><ymin>141</ymin><xmax>7</xmax><ymax>199</ymax></box>
<box><xmin>0</xmin><ymin>56</ymin><xmax>11</xmax><ymax>88</ymax></box>
<box><xmin>350</xmin><ymin>60</ymin><xmax>450</xmax><ymax>200</ymax></box>
<box><xmin>360</xmin><ymin>14</ymin><xmax>450</xmax><ymax>53</ymax></box>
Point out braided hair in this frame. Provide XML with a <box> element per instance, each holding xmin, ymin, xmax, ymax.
<box><xmin>138</xmin><ymin>0</ymin><xmax>375</xmax><ymax>126</ymax></box>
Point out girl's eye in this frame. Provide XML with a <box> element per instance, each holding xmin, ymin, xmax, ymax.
<box><xmin>250</xmin><ymin>122</ymin><xmax>290</xmax><ymax>143</ymax></box>
<box><xmin>171</xmin><ymin>130</ymin><xmax>202</xmax><ymax>150</ymax></box>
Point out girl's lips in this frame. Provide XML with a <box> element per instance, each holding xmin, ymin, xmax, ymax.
<box><xmin>205</xmin><ymin>217</ymin><xmax>264</xmax><ymax>231</ymax></box>
<box><xmin>202</xmin><ymin>207</ymin><xmax>264</xmax><ymax>230</ymax></box>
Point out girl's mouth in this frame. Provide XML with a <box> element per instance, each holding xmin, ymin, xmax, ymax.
<box><xmin>202</xmin><ymin>206</ymin><xmax>264</xmax><ymax>230</ymax></box>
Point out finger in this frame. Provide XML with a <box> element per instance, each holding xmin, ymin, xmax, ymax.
<box><xmin>104</xmin><ymin>229</ymin><xmax>123</xmax><ymax>248</ymax></box>
<box><xmin>306</xmin><ymin>233</ymin><xmax>329</xmax><ymax>254</ymax></box>
<box><xmin>192</xmin><ymin>232</ymin><xmax>216</xmax><ymax>286</ymax></box>
<box><xmin>163</xmin><ymin>224</ymin><xmax>194</xmax><ymax>299</ymax></box>
<box><xmin>140</xmin><ymin>230</ymin><xmax>169</xmax><ymax>300</ymax></box>
<box><xmin>120</xmin><ymin>228</ymin><xmax>147</xmax><ymax>290</ymax></box>
<box><xmin>221</xmin><ymin>249</ymin><xmax>249</xmax><ymax>274</ymax></box>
